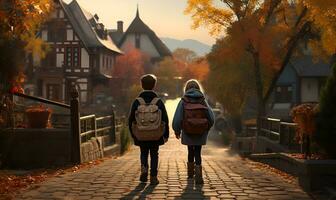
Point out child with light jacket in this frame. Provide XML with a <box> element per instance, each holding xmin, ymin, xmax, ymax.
<box><xmin>172</xmin><ymin>79</ymin><xmax>214</xmax><ymax>184</ymax></box>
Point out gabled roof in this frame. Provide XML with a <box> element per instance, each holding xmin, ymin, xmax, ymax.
<box><xmin>108</xmin><ymin>29</ymin><xmax>123</xmax><ymax>45</ymax></box>
<box><xmin>118</xmin><ymin>8</ymin><xmax>172</xmax><ymax>57</ymax></box>
<box><xmin>59</xmin><ymin>0</ymin><xmax>122</xmax><ymax>54</ymax></box>
<box><xmin>289</xmin><ymin>55</ymin><xmax>331</xmax><ymax>77</ymax></box>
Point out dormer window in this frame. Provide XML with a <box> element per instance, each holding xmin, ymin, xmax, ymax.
<box><xmin>135</xmin><ymin>34</ymin><xmax>141</xmax><ymax>49</ymax></box>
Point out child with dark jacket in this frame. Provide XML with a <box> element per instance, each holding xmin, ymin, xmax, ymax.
<box><xmin>128</xmin><ymin>74</ymin><xmax>169</xmax><ymax>185</ymax></box>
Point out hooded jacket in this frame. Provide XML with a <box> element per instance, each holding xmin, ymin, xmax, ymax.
<box><xmin>173</xmin><ymin>88</ymin><xmax>215</xmax><ymax>146</ymax></box>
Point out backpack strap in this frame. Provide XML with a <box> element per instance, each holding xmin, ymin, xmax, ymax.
<box><xmin>150</xmin><ymin>97</ymin><xmax>160</xmax><ymax>105</ymax></box>
<box><xmin>136</xmin><ymin>97</ymin><xmax>146</xmax><ymax>105</ymax></box>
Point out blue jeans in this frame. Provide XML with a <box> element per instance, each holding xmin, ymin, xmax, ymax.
<box><xmin>140</xmin><ymin>145</ymin><xmax>159</xmax><ymax>176</ymax></box>
<box><xmin>188</xmin><ymin>145</ymin><xmax>202</xmax><ymax>165</ymax></box>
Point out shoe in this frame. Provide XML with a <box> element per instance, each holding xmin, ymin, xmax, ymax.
<box><xmin>150</xmin><ymin>176</ymin><xmax>159</xmax><ymax>185</ymax></box>
<box><xmin>187</xmin><ymin>162</ymin><xmax>194</xmax><ymax>179</ymax></box>
<box><xmin>140</xmin><ymin>165</ymin><xmax>148</xmax><ymax>182</ymax></box>
<box><xmin>195</xmin><ymin>165</ymin><xmax>204</xmax><ymax>184</ymax></box>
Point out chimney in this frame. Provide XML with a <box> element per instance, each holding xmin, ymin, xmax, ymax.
<box><xmin>117</xmin><ymin>21</ymin><xmax>123</xmax><ymax>33</ymax></box>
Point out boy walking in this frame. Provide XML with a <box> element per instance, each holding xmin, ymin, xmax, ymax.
<box><xmin>128</xmin><ymin>74</ymin><xmax>169</xmax><ymax>185</ymax></box>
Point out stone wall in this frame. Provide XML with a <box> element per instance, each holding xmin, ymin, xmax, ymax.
<box><xmin>0</xmin><ymin>129</ymin><xmax>71</xmax><ymax>169</ymax></box>
<box><xmin>250</xmin><ymin>153</ymin><xmax>336</xmax><ymax>191</ymax></box>
<box><xmin>80</xmin><ymin>138</ymin><xmax>103</xmax><ymax>163</ymax></box>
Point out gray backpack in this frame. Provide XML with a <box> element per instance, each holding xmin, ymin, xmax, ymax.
<box><xmin>132</xmin><ymin>97</ymin><xmax>164</xmax><ymax>141</ymax></box>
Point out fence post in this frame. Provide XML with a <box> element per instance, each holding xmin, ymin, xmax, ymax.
<box><xmin>70</xmin><ymin>87</ymin><xmax>81</xmax><ymax>164</ymax></box>
<box><xmin>111</xmin><ymin>108</ymin><xmax>116</xmax><ymax>144</ymax></box>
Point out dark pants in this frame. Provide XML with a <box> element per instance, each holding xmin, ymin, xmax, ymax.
<box><xmin>140</xmin><ymin>145</ymin><xmax>159</xmax><ymax>176</ymax></box>
<box><xmin>188</xmin><ymin>145</ymin><xmax>202</xmax><ymax>165</ymax></box>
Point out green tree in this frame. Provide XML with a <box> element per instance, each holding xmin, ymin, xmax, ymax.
<box><xmin>315</xmin><ymin>64</ymin><xmax>336</xmax><ymax>158</ymax></box>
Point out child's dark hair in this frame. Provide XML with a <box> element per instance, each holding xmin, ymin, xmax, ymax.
<box><xmin>141</xmin><ymin>74</ymin><xmax>157</xmax><ymax>90</ymax></box>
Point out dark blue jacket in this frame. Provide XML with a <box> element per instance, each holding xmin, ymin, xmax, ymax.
<box><xmin>128</xmin><ymin>91</ymin><xmax>169</xmax><ymax>146</ymax></box>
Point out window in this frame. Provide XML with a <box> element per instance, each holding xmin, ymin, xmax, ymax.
<box><xmin>65</xmin><ymin>47</ymin><xmax>80</xmax><ymax>67</ymax></box>
<box><xmin>135</xmin><ymin>34</ymin><xmax>141</xmax><ymax>48</ymax></box>
<box><xmin>275</xmin><ymin>85</ymin><xmax>293</xmax><ymax>103</ymax></box>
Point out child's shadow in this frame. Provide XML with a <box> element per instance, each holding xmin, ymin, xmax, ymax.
<box><xmin>121</xmin><ymin>182</ymin><xmax>157</xmax><ymax>200</ymax></box>
<box><xmin>174</xmin><ymin>179</ymin><xmax>210</xmax><ymax>200</ymax></box>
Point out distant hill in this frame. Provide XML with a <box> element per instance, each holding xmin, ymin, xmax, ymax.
<box><xmin>161</xmin><ymin>37</ymin><xmax>211</xmax><ymax>56</ymax></box>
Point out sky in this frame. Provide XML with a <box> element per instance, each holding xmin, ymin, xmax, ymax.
<box><xmin>63</xmin><ymin>0</ymin><xmax>217</xmax><ymax>45</ymax></box>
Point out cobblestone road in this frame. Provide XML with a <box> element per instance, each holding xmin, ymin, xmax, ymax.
<box><xmin>15</xmin><ymin>138</ymin><xmax>313</xmax><ymax>200</ymax></box>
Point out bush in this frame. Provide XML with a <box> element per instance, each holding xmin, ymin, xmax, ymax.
<box><xmin>315</xmin><ymin>64</ymin><xmax>336</xmax><ymax>158</ymax></box>
<box><xmin>120</xmin><ymin>125</ymin><xmax>132</xmax><ymax>154</ymax></box>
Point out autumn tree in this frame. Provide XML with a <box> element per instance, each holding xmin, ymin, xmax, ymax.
<box><xmin>0</xmin><ymin>0</ymin><xmax>53</xmax><ymax>94</ymax></box>
<box><xmin>173</xmin><ymin>48</ymin><xmax>197</xmax><ymax>63</ymax></box>
<box><xmin>112</xmin><ymin>44</ymin><xmax>149</xmax><ymax>112</ymax></box>
<box><xmin>154</xmin><ymin>57</ymin><xmax>182</xmax><ymax>97</ymax></box>
<box><xmin>186</xmin><ymin>0</ymin><xmax>336</xmax><ymax>132</ymax></box>
<box><xmin>207</xmin><ymin>37</ymin><xmax>254</xmax><ymax>132</ymax></box>
<box><xmin>113</xmin><ymin>44</ymin><xmax>148</xmax><ymax>85</ymax></box>
<box><xmin>183</xmin><ymin>58</ymin><xmax>209</xmax><ymax>82</ymax></box>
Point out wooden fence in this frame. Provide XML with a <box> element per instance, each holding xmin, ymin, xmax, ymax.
<box><xmin>260</xmin><ymin>117</ymin><xmax>300</xmax><ymax>151</ymax></box>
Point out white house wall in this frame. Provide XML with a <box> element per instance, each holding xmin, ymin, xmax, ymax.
<box><xmin>121</xmin><ymin>34</ymin><xmax>160</xmax><ymax>58</ymax></box>
<box><xmin>121</xmin><ymin>35</ymin><xmax>135</xmax><ymax>50</ymax></box>
<box><xmin>81</xmin><ymin>48</ymin><xmax>90</xmax><ymax>68</ymax></box>
<box><xmin>67</xmin><ymin>29</ymin><xmax>73</xmax><ymax>41</ymax></box>
<box><xmin>301</xmin><ymin>78</ymin><xmax>319</xmax><ymax>102</ymax></box>
<box><xmin>140</xmin><ymin>34</ymin><xmax>160</xmax><ymax>57</ymax></box>
<box><xmin>42</xmin><ymin>30</ymin><xmax>48</xmax><ymax>41</ymax></box>
<box><xmin>56</xmin><ymin>54</ymin><xmax>64</xmax><ymax>67</ymax></box>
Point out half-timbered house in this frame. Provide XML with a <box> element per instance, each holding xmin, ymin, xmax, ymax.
<box><xmin>25</xmin><ymin>0</ymin><xmax>122</xmax><ymax>106</ymax></box>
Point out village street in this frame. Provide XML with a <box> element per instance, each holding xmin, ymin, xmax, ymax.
<box><xmin>15</xmin><ymin>137</ymin><xmax>312</xmax><ymax>200</ymax></box>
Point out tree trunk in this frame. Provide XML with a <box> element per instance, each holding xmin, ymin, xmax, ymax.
<box><xmin>252</xmin><ymin>52</ymin><xmax>265</xmax><ymax>135</ymax></box>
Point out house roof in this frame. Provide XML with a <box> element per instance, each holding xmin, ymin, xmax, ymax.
<box><xmin>118</xmin><ymin>8</ymin><xmax>172</xmax><ymax>58</ymax></box>
<box><xmin>108</xmin><ymin>29</ymin><xmax>123</xmax><ymax>45</ymax></box>
<box><xmin>60</xmin><ymin>0</ymin><xmax>122</xmax><ymax>54</ymax></box>
<box><xmin>290</xmin><ymin>55</ymin><xmax>331</xmax><ymax>77</ymax></box>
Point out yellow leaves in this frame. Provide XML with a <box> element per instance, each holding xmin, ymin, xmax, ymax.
<box><xmin>185</xmin><ymin>0</ymin><xmax>233</xmax><ymax>36</ymax></box>
<box><xmin>24</xmin><ymin>38</ymin><xmax>49</xmax><ymax>59</ymax></box>
<box><xmin>303</xmin><ymin>0</ymin><xmax>336</xmax><ymax>10</ymax></box>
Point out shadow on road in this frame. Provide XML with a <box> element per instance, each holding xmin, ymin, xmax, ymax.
<box><xmin>175</xmin><ymin>179</ymin><xmax>209</xmax><ymax>200</ymax></box>
<box><xmin>121</xmin><ymin>182</ymin><xmax>157</xmax><ymax>199</ymax></box>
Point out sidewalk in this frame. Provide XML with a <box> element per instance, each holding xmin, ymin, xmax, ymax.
<box><xmin>15</xmin><ymin>138</ymin><xmax>312</xmax><ymax>200</ymax></box>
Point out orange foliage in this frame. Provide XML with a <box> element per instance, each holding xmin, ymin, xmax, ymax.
<box><xmin>183</xmin><ymin>58</ymin><xmax>209</xmax><ymax>81</ymax></box>
<box><xmin>0</xmin><ymin>0</ymin><xmax>53</xmax><ymax>92</ymax></box>
<box><xmin>113</xmin><ymin>44</ymin><xmax>148</xmax><ymax>85</ymax></box>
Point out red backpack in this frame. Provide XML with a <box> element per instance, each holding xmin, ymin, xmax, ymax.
<box><xmin>182</xmin><ymin>97</ymin><xmax>209</xmax><ymax>134</ymax></box>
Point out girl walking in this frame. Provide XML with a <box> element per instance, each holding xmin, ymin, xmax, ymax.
<box><xmin>172</xmin><ymin>79</ymin><xmax>215</xmax><ymax>184</ymax></box>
